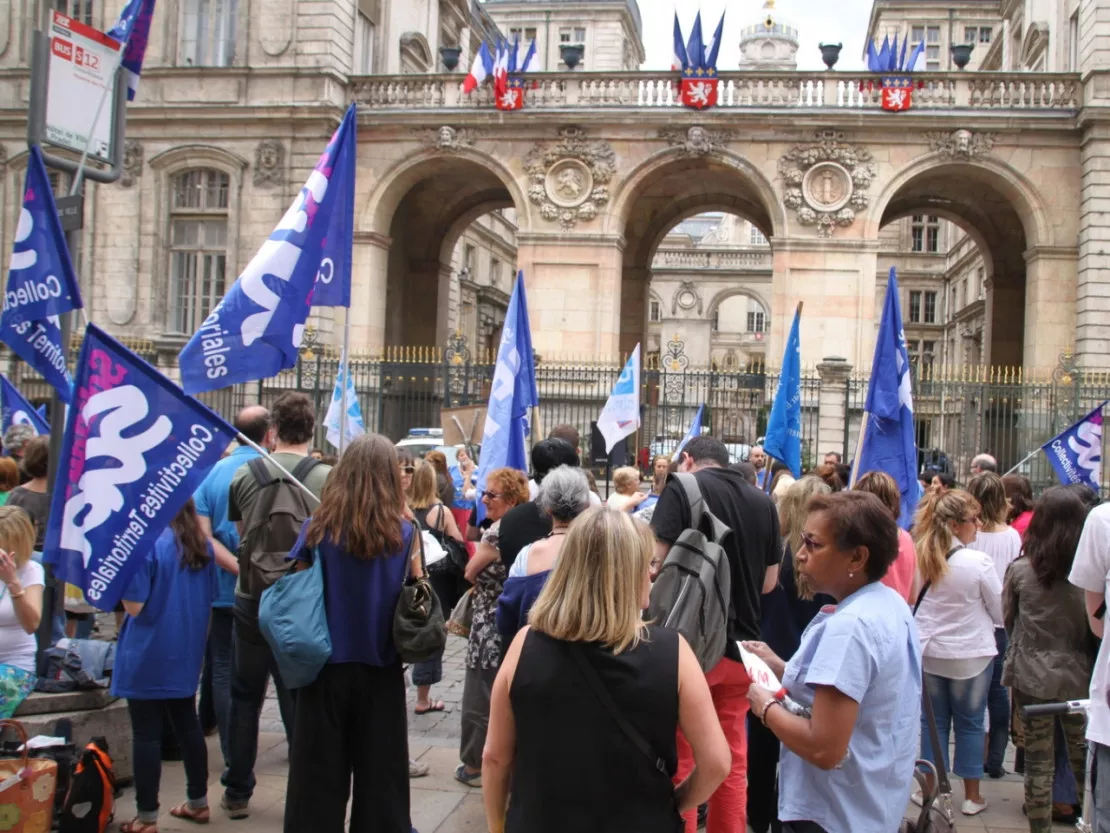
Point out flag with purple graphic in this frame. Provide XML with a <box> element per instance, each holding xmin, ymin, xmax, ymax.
<box><xmin>1041</xmin><ymin>402</ymin><xmax>1107</xmax><ymax>491</ymax></box>
<box><xmin>107</xmin><ymin>0</ymin><xmax>156</xmax><ymax>100</ymax></box>
<box><xmin>178</xmin><ymin>104</ymin><xmax>357</xmax><ymax>393</ymax></box>
<box><xmin>44</xmin><ymin>323</ymin><xmax>236</xmax><ymax>610</ymax></box>
<box><xmin>0</xmin><ymin>374</ymin><xmax>49</xmax><ymax>436</ymax></box>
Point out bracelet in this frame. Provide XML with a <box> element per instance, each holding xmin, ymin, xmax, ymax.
<box><xmin>8</xmin><ymin>590</ymin><xmax>24</xmax><ymax>600</ymax></box>
<box><xmin>759</xmin><ymin>699</ymin><xmax>782</xmax><ymax>726</ymax></box>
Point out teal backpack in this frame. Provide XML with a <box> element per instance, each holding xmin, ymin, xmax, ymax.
<box><xmin>259</xmin><ymin>547</ymin><xmax>332</xmax><ymax>689</ymax></box>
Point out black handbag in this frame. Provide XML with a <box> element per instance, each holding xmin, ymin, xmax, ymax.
<box><xmin>393</xmin><ymin>529</ymin><xmax>447</xmax><ymax>663</ymax></box>
<box><xmin>420</xmin><ymin>506</ymin><xmax>468</xmax><ymax>578</ymax></box>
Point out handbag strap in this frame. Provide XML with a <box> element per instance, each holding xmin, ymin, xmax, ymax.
<box><xmin>564</xmin><ymin>642</ymin><xmax>668</xmax><ymax>776</ymax></box>
<box><xmin>402</xmin><ymin>520</ymin><xmax>427</xmax><ymax>583</ymax></box>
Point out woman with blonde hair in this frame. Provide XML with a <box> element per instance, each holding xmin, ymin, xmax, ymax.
<box><xmin>457</xmin><ymin>467</ymin><xmax>530</xmax><ymax>788</ymax></box>
<box><xmin>852</xmin><ymin>471</ymin><xmax>916</xmax><ymax>602</ymax></box>
<box><xmin>747</xmin><ymin>476</ymin><xmax>831</xmax><ymax>833</ymax></box>
<box><xmin>912</xmin><ymin>488</ymin><xmax>1002</xmax><ymax>816</ymax></box>
<box><xmin>283</xmin><ymin>434</ymin><xmax>425</xmax><ymax>833</ymax></box>
<box><xmin>409</xmin><ymin>460</ymin><xmax>466</xmax><ymax>715</ymax></box>
<box><xmin>483</xmin><ymin>507</ymin><xmax>730</xmax><ymax>833</ymax></box>
<box><xmin>0</xmin><ymin>506</ymin><xmax>44</xmax><ymax>679</ymax></box>
<box><xmin>606</xmin><ymin>466</ymin><xmax>647</xmax><ymax>513</ymax></box>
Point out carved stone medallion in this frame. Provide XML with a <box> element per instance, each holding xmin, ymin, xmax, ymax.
<box><xmin>924</xmin><ymin>129</ymin><xmax>996</xmax><ymax>161</ymax></box>
<box><xmin>253</xmin><ymin>139</ymin><xmax>284</xmax><ymax>188</ymax></box>
<box><xmin>422</xmin><ymin>125</ymin><xmax>479</xmax><ymax>152</ymax></box>
<box><xmin>778</xmin><ymin>130</ymin><xmax>875</xmax><ymax>238</ymax></box>
<box><xmin>524</xmin><ymin>126</ymin><xmax>616</xmax><ymax>230</ymax></box>
<box><xmin>658</xmin><ymin>125</ymin><xmax>734</xmax><ymax>157</ymax></box>
<box><xmin>671</xmin><ymin>282</ymin><xmax>702</xmax><ymax>315</ymax></box>
<box><xmin>120</xmin><ymin>139</ymin><xmax>143</xmax><ymax>188</ymax></box>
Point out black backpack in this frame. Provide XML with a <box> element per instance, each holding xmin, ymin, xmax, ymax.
<box><xmin>647</xmin><ymin>472</ymin><xmax>733</xmax><ymax>671</ymax></box>
<box><xmin>59</xmin><ymin>737</ymin><xmax>114</xmax><ymax>833</ymax></box>
<box><xmin>237</xmin><ymin>456</ymin><xmax>321</xmax><ymax>599</ymax></box>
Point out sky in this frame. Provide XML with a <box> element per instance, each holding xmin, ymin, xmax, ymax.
<box><xmin>637</xmin><ymin>0</ymin><xmax>876</xmax><ymax>72</ymax></box>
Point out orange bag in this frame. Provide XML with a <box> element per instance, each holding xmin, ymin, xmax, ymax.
<box><xmin>0</xmin><ymin>719</ymin><xmax>57</xmax><ymax>833</ymax></box>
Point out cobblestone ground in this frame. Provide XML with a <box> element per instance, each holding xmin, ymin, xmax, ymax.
<box><xmin>111</xmin><ymin>634</ymin><xmax>1072</xmax><ymax>832</ymax></box>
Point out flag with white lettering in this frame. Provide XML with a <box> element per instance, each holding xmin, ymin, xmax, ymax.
<box><xmin>44</xmin><ymin>323</ymin><xmax>236</xmax><ymax>610</ymax></box>
<box><xmin>0</xmin><ymin>314</ymin><xmax>72</xmax><ymax>403</ymax></box>
<box><xmin>307</xmin><ymin>106</ymin><xmax>355</xmax><ymax>308</ymax></box>
<box><xmin>2</xmin><ymin>147</ymin><xmax>83</xmax><ymax>326</ymax></box>
<box><xmin>178</xmin><ymin>104</ymin><xmax>358</xmax><ymax>393</ymax></box>
<box><xmin>1041</xmin><ymin>402</ymin><xmax>1107</xmax><ymax>492</ymax></box>
<box><xmin>0</xmin><ymin>374</ymin><xmax>49</xmax><ymax>436</ymax></box>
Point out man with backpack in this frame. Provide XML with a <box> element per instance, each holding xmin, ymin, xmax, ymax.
<box><xmin>650</xmin><ymin>436</ymin><xmax>781</xmax><ymax>833</ymax></box>
<box><xmin>221</xmin><ymin>392</ymin><xmax>331</xmax><ymax>820</ymax></box>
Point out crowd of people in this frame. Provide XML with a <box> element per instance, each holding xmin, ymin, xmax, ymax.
<box><xmin>3</xmin><ymin>401</ymin><xmax>1110</xmax><ymax>833</ymax></box>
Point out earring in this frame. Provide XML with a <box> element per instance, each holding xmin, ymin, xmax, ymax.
<box><xmin>848</xmin><ymin>572</ymin><xmax>854</xmax><ymax>578</ymax></box>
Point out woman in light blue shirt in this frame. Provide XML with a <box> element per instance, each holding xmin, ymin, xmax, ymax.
<box><xmin>745</xmin><ymin>490</ymin><xmax>923</xmax><ymax>833</ymax></box>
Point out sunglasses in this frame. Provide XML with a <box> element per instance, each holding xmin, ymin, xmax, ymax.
<box><xmin>401</xmin><ymin>466</ymin><xmax>415</xmax><ymax>474</ymax></box>
<box><xmin>483</xmin><ymin>491</ymin><xmax>504</xmax><ymax>501</ymax></box>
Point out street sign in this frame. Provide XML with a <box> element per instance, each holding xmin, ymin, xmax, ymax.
<box><xmin>44</xmin><ymin>11</ymin><xmax>120</xmax><ymax>164</ymax></box>
<box><xmin>55</xmin><ymin>194</ymin><xmax>84</xmax><ymax>232</ymax></box>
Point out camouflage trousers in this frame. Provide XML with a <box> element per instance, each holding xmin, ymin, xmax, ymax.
<box><xmin>1014</xmin><ymin>688</ymin><xmax>1087</xmax><ymax>833</ymax></box>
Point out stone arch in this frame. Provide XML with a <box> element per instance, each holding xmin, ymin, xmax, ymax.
<box><xmin>706</xmin><ymin>286</ymin><xmax>773</xmax><ymax>323</ymax></box>
<box><xmin>361</xmin><ymin>147</ymin><xmax>525</xmax><ymax>348</ymax></box>
<box><xmin>615</xmin><ymin>152</ymin><xmax>784</xmax><ymax>358</ymax></box>
<box><xmin>869</xmin><ymin>153</ymin><xmax>1060</xmax><ymax>368</ymax></box>
<box><xmin>399</xmin><ymin>32</ymin><xmax>433</xmax><ymax>73</ymax></box>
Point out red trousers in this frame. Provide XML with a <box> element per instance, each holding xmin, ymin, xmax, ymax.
<box><xmin>449</xmin><ymin>507</ymin><xmax>476</xmax><ymax>557</ymax></box>
<box><xmin>674</xmin><ymin>657</ymin><xmax>751</xmax><ymax>833</ymax></box>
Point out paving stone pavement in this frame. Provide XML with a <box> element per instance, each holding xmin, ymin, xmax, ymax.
<box><xmin>122</xmin><ymin>635</ymin><xmax>1073</xmax><ymax>832</ymax></box>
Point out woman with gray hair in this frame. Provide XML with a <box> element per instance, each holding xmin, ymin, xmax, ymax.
<box><xmin>496</xmin><ymin>466</ymin><xmax>591</xmax><ymax>642</ymax></box>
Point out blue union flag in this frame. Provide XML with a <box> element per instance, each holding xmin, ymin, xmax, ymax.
<box><xmin>0</xmin><ymin>374</ymin><xmax>49</xmax><ymax>436</ymax></box>
<box><xmin>44</xmin><ymin>324</ymin><xmax>236</xmax><ymax>609</ymax></box>
<box><xmin>1041</xmin><ymin>402</ymin><xmax>1107</xmax><ymax>492</ymax></box>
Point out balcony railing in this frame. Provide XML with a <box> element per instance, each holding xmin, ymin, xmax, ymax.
<box><xmin>652</xmin><ymin>249</ymin><xmax>773</xmax><ymax>270</ymax></box>
<box><xmin>350</xmin><ymin>70</ymin><xmax>1081</xmax><ymax>112</ymax></box>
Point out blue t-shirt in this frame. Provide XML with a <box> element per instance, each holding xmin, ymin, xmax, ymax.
<box><xmin>111</xmin><ymin>528</ymin><xmax>219</xmax><ymax>700</ymax></box>
<box><xmin>449</xmin><ymin>465</ymin><xmax>474</xmax><ymax>511</ymax></box>
<box><xmin>778</xmin><ymin>581</ymin><xmax>923</xmax><ymax>833</ymax></box>
<box><xmin>194</xmin><ymin>445</ymin><xmax>260</xmax><ymax>608</ymax></box>
<box><xmin>290</xmin><ymin>519</ymin><xmax>412</xmax><ymax>667</ymax></box>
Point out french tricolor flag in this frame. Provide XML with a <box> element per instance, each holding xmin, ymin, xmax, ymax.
<box><xmin>672</xmin><ymin>12</ymin><xmax>688</xmax><ymax>71</ymax></box>
<box><xmin>462</xmin><ymin>42</ymin><xmax>494</xmax><ymax>94</ymax></box>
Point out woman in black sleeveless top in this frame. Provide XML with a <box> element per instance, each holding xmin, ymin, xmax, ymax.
<box><xmin>482</xmin><ymin>506</ymin><xmax>730</xmax><ymax>833</ymax></box>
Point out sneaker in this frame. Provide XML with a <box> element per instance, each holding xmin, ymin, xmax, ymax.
<box><xmin>221</xmin><ymin>795</ymin><xmax>250</xmax><ymax>820</ymax></box>
<box><xmin>408</xmin><ymin>759</ymin><xmax>429</xmax><ymax>778</ymax></box>
<box><xmin>453</xmin><ymin>763</ymin><xmax>482</xmax><ymax>787</ymax></box>
<box><xmin>961</xmin><ymin>798</ymin><xmax>988</xmax><ymax>816</ymax></box>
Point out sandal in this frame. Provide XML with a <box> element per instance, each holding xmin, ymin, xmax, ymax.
<box><xmin>121</xmin><ymin>820</ymin><xmax>158</xmax><ymax>833</ymax></box>
<box><xmin>415</xmin><ymin>700</ymin><xmax>446</xmax><ymax>715</ymax></box>
<box><xmin>170</xmin><ymin>803</ymin><xmax>211</xmax><ymax>824</ymax></box>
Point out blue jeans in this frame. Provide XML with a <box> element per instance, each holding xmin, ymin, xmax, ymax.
<box><xmin>208</xmin><ymin>607</ymin><xmax>234</xmax><ymax>766</ymax></box>
<box><xmin>128</xmin><ymin>697</ymin><xmax>209</xmax><ymax>823</ymax></box>
<box><xmin>921</xmin><ymin>663</ymin><xmax>993</xmax><ymax>780</ymax></box>
<box><xmin>222</xmin><ymin>596</ymin><xmax>295</xmax><ymax>803</ymax></box>
<box><xmin>986</xmin><ymin>628</ymin><xmax>1010</xmax><ymax>773</ymax></box>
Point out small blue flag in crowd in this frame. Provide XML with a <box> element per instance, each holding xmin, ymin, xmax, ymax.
<box><xmin>107</xmin><ymin>0</ymin><xmax>156</xmax><ymax>100</ymax></box>
<box><xmin>1041</xmin><ymin>401</ymin><xmax>1107</xmax><ymax>492</ymax></box>
<box><xmin>672</xmin><ymin>403</ymin><xmax>706</xmax><ymax>462</ymax></box>
<box><xmin>179</xmin><ymin>105</ymin><xmax>358</xmax><ymax>394</ymax></box>
<box><xmin>854</xmin><ymin>268</ymin><xmax>919</xmax><ymax>528</ymax></box>
<box><xmin>44</xmin><ymin>323</ymin><xmax>237</xmax><ymax>610</ymax></box>
<box><xmin>597</xmin><ymin>344</ymin><xmax>641</xmax><ymax>454</ymax></box>
<box><xmin>0</xmin><ymin>374</ymin><xmax>49</xmax><ymax>435</ymax></box>
<box><xmin>0</xmin><ymin>147</ymin><xmax>82</xmax><ymax>403</ymax></box>
<box><xmin>324</xmin><ymin>353</ymin><xmax>365</xmax><ymax>450</ymax></box>
<box><xmin>475</xmin><ymin>271</ymin><xmax>538</xmax><ymax>518</ymax></box>
<box><xmin>764</xmin><ymin>305</ymin><xmax>802</xmax><ymax>478</ymax></box>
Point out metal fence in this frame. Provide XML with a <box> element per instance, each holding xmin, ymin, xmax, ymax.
<box><xmin>6</xmin><ymin>344</ymin><xmax>1109</xmax><ymax>496</ymax></box>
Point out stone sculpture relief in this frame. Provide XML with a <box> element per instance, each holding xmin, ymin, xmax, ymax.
<box><xmin>524</xmin><ymin>126</ymin><xmax>616</xmax><ymax>230</ymax></box>
<box><xmin>253</xmin><ymin>139</ymin><xmax>284</xmax><ymax>188</ymax></box>
<box><xmin>778</xmin><ymin>130</ymin><xmax>875</xmax><ymax>238</ymax></box>
<box><xmin>423</xmin><ymin>125</ymin><xmax>480</xmax><ymax>152</ymax></box>
<box><xmin>658</xmin><ymin>125</ymin><xmax>734</xmax><ymax>157</ymax></box>
<box><xmin>120</xmin><ymin>140</ymin><xmax>144</xmax><ymax>188</ymax></box>
<box><xmin>924</xmin><ymin>129</ymin><xmax>996</xmax><ymax>161</ymax></box>
<box><xmin>671</xmin><ymin>282</ymin><xmax>703</xmax><ymax>316</ymax></box>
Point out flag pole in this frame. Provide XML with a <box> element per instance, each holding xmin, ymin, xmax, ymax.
<box><xmin>338</xmin><ymin>308</ymin><xmax>350</xmax><ymax>455</ymax></box>
<box><xmin>1003</xmin><ymin>446</ymin><xmax>1042</xmax><ymax>477</ymax></box>
<box><xmin>848</xmin><ymin>416</ymin><xmax>868</xmax><ymax>488</ymax></box>
<box><xmin>235</xmin><ymin>433</ymin><xmax>321</xmax><ymax>505</ymax></box>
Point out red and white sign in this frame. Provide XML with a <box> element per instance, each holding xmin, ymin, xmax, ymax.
<box><xmin>881</xmin><ymin>77</ymin><xmax>914</xmax><ymax>112</ymax></box>
<box><xmin>680</xmin><ymin>76</ymin><xmax>718</xmax><ymax>110</ymax></box>
<box><xmin>45</xmin><ymin>10</ymin><xmax>120</xmax><ymax>162</ymax></box>
<box><xmin>495</xmin><ymin>77</ymin><xmax>526</xmax><ymax>111</ymax></box>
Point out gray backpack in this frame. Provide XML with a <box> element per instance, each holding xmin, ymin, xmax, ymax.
<box><xmin>648</xmin><ymin>472</ymin><xmax>733</xmax><ymax>671</ymax></box>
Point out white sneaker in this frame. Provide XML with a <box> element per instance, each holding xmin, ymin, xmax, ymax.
<box><xmin>961</xmin><ymin>798</ymin><xmax>987</xmax><ymax>816</ymax></box>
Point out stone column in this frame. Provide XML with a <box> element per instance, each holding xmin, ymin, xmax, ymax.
<box><xmin>1076</xmin><ymin>121</ymin><xmax>1110</xmax><ymax>368</ymax></box>
<box><xmin>1023</xmin><ymin>246</ymin><xmax>1077</xmax><ymax>371</ymax></box>
<box><xmin>350</xmin><ymin>231</ymin><xmax>390</xmax><ymax>351</ymax></box>
<box><xmin>816</xmin><ymin>356</ymin><xmax>853</xmax><ymax>461</ymax></box>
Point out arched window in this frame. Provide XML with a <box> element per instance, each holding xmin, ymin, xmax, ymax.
<box><xmin>167</xmin><ymin>169</ymin><xmax>229</xmax><ymax>334</ymax></box>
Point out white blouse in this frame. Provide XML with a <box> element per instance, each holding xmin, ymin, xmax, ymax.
<box><xmin>914</xmin><ymin>546</ymin><xmax>1003</xmax><ymax>666</ymax></box>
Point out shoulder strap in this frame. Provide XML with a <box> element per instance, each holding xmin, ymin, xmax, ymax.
<box><xmin>672</xmin><ymin>472</ymin><xmax>704</xmax><ymax>532</ymax></box>
<box><xmin>912</xmin><ymin>546</ymin><xmax>964</xmax><ymax>615</ymax></box>
<box><xmin>247</xmin><ymin>457</ymin><xmax>276</xmax><ymax>488</ymax></box>
<box><xmin>290</xmin><ymin>455</ymin><xmax>321</xmax><ymax>483</ymax></box>
<box><xmin>921</xmin><ymin>673</ymin><xmax>954</xmax><ymax>800</ymax></box>
<box><xmin>564</xmin><ymin>642</ymin><xmax>667</xmax><ymax>776</ymax></box>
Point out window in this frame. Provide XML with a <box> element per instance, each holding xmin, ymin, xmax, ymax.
<box><xmin>509</xmin><ymin>27</ymin><xmax>537</xmax><ymax>42</ymax></box>
<box><xmin>54</xmin><ymin>0</ymin><xmax>93</xmax><ymax>25</ymax></box>
<box><xmin>746</xmin><ymin>309</ymin><xmax>766</xmax><ymax>333</ymax></box>
<box><xmin>354</xmin><ymin>12</ymin><xmax>375</xmax><ymax>74</ymax></box>
<box><xmin>463</xmin><ymin>244</ymin><xmax>476</xmax><ymax>276</ymax></box>
<box><xmin>490</xmin><ymin>258</ymin><xmax>502</xmax><ymax>288</ymax></box>
<box><xmin>908</xmin><ymin>291</ymin><xmax>922</xmax><ymax>323</ymax></box>
<box><xmin>965</xmin><ymin>27</ymin><xmax>978</xmax><ymax>43</ymax></box>
<box><xmin>168</xmin><ymin>169</ymin><xmax>230</xmax><ymax>334</ymax></box>
<box><xmin>977</xmin><ymin>267</ymin><xmax>985</xmax><ymax>300</ymax></box>
<box><xmin>923</xmin><ymin>291</ymin><xmax>937</xmax><ymax>324</ymax></box>
<box><xmin>559</xmin><ymin>26</ymin><xmax>586</xmax><ymax>44</ymax></box>
<box><xmin>926</xmin><ymin>25</ymin><xmax>941</xmax><ymax>70</ymax></box>
<box><xmin>181</xmin><ymin>0</ymin><xmax>238</xmax><ymax>67</ymax></box>
<box><xmin>911</xmin><ymin>215</ymin><xmax>940</xmax><ymax>252</ymax></box>
<box><xmin>911</xmin><ymin>25</ymin><xmax>924</xmax><ymax>43</ymax></box>
<box><xmin>922</xmin><ymin>340</ymin><xmax>936</xmax><ymax>371</ymax></box>
<box><xmin>750</xmin><ymin>226</ymin><xmax>767</xmax><ymax>245</ymax></box>
<box><xmin>649</xmin><ymin>299</ymin><xmax>662</xmax><ymax>322</ymax></box>
<box><xmin>961</xmin><ymin>278</ymin><xmax>968</xmax><ymax>309</ymax></box>
<box><xmin>1069</xmin><ymin>13</ymin><xmax>1079</xmax><ymax>70</ymax></box>
<box><xmin>979</xmin><ymin>27</ymin><xmax>992</xmax><ymax>43</ymax></box>
<box><xmin>926</xmin><ymin>26</ymin><xmax>940</xmax><ymax>43</ymax></box>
